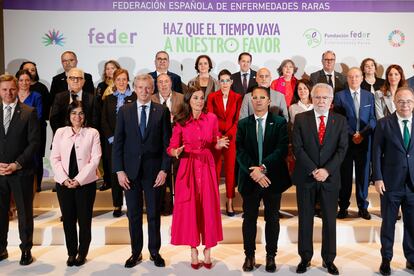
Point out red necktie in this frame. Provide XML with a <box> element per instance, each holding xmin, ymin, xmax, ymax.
<box><xmin>318</xmin><ymin>115</ymin><xmax>326</xmax><ymax>144</ymax></box>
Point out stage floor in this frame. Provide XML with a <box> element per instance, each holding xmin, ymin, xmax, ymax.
<box><xmin>0</xmin><ymin>243</ymin><xmax>412</xmax><ymax>275</ymax></box>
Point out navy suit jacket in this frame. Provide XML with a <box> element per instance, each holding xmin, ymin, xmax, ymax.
<box><xmin>149</xmin><ymin>71</ymin><xmax>183</xmax><ymax>93</ymax></box>
<box><xmin>231</xmin><ymin>70</ymin><xmax>257</xmax><ymax>96</ymax></box>
<box><xmin>310</xmin><ymin>69</ymin><xmax>347</xmax><ymax>93</ymax></box>
<box><xmin>334</xmin><ymin>88</ymin><xmax>376</xmax><ymax>138</ymax></box>
<box><xmin>373</xmin><ymin>112</ymin><xmax>414</xmax><ymax>191</ymax></box>
<box><xmin>112</xmin><ymin>101</ymin><xmax>171</xmax><ymax>180</ymax></box>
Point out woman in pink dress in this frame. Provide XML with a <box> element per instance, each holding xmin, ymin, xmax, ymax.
<box><xmin>168</xmin><ymin>86</ymin><xmax>229</xmax><ymax>269</ymax></box>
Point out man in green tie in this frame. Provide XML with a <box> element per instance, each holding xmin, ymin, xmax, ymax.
<box><xmin>373</xmin><ymin>87</ymin><xmax>414</xmax><ymax>275</ymax></box>
<box><xmin>236</xmin><ymin>86</ymin><xmax>291</xmax><ymax>272</ymax></box>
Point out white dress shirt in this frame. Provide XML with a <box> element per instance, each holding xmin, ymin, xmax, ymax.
<box><xmin>314</xmin><ymin>110</ymin><xmax>329</xmax><ymax>129</ymax></box>
<box><xmin>396</xmin><ymin>113</ymin><xmax>412</xmax><ymax>139</ymax></box>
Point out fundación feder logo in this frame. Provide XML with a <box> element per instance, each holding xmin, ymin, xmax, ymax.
<box><xmin>42</xmin><ymin>29</ymin><xmax>65</xmax><ymax>46</ymax></box>
<box><xmin>303</xmin><ymin>28</ymin><xmax>322</xmax><ymax>48</ymax></box>
<box><xmin>388</xmin><ymin>30</ymin><xmax>405</xmax><ymax>47</ymax></box>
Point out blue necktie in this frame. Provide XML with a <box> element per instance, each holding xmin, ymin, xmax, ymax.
<box><xmin>140</xmin><ymin>105</ymin><xmax>147</xmax><ymax>137</ymax></box>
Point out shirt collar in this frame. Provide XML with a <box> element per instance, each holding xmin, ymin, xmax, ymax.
<box><xmin>323</xmin><ymin>70</ymin><xmax>334</xmax><ymax>76</ymax></box>
<box><xmin>3</xmin><ymin>99</ymin><xmax>18</xmax><ymax>109</ymax></box>
<box><xmin>137</xmin><ymin>100</ymin><xmax>151</xmax><ymax>109</ymax></box>
<box><xmin>113</xmin><ymin>88</ymin><xmax>132</xmax><ymax>97</ymax></box>
<box><xmin>298</xmin><ymin>101</ymin><xmax>313</xmax><ymax>110</ymax></box>
<box><xmin>254</xmin><ymin>112</ymin><xmax>268</xmax><ymax>122</ymax></box>
<box><xmin>396</xmin><ymin>113</ymin><xmax>413</xmax><ymax>123</ymax></box>
<box><xmin>241</xmin><ymin>69</ymin><xmax>251</xmax><ymax>76</ymax></box>
<box><xmin>350</xmin><ymin>88</ymin><xmax>361</xmax><ymax>94</ymax></box>
<box><xmin>314</xmin><ymin>109</ymin><xmax>329</xmax><ymax>119</ymax></box>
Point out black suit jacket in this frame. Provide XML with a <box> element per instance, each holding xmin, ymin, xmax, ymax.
<box><xmin>292</xmin><ymin>110</ymin><xmax>348</xmax><ymax>189</ymax></box>
<box><xmin>373</xmin><ymin>112</ymin><xmax>414</xmax><ymax>191</ymax></box>
<box><xmin>101</xmin><ymin>93</ymin><xmax>137</xmax><ymax>140</ymax></box>
<box><xmin>310</xmin><ymin>69</ymin><xmax>347</xmax><ymax>93</ymax></box>
<box><xmin>236</xmin><ymin>113</ymin><xmax>291</xmax><ymax>195</ymax></box>
<box><xmin>112</xmin><ymin>101</ymin><xmax>171</xmax><ymax>180</ymax></box>
<box><xmin>49</xmin><ymin>90</ymin><xmax>99</xmax><ymax>134</ymax></box>
<box><xmin>149</xmin><ymin>71</ymin><xmax>183</xmax><ymax>94</ymax></box>
<box><xmin>0</xmin><ymin>102</ymin><xmax>40</xmax><ymax>174</ymax></box>
<box><xmin>50</xmin><ymin>72</ymin><xmax>95</xmax><ymax>104</ymax></box>
<box><xmin>231</xmin><ymin>70</ymin><xmax>257</xmax><ymax>96</ymax></box>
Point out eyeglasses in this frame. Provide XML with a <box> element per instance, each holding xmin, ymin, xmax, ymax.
<box><xmin>312</xmin><ymin>96</ymin><xmax>332</xmax><ymax>101</ymax></box>
<box><xmin>70</xmin><ymin>111</ymin><xmax>85</xmax><ymax>116</ymax></box>
<box><xmin>220</xmin><ymin>79</ymin><xmax>232</xmax><ymax>83</ymax></box>
<box><xmin>396</xmin><ymin>100</ymin><xmax>414</xmax><ymax>106</ymax></box>
<box><xmin>68</xmin><ymin>76</ymin><xmax>84</xmax><ymax>82</ymax></box>
<box><xmin>156</xmin><ymin>58</ymin><xmax>168</xmax><ymax>62</ymax></box>
<box><xmin>62</xmin><ymin>59</ymin><xmax>76</xmax><ymax>63</ymax></box>
<box><xmin>323</xmin><ymin>59</ymin><xmax>335</xmax><ymax>62</ymax></box>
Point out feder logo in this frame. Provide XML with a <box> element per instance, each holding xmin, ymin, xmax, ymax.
<box><xmin>42</xmin><ymin>29</ymin><xmax>65</xmax><ymax>47</ymax></box>
<box><xmin>88</xmin><ymin>28</ymin><xmax>137</xmax><ymax>46</ymax></box>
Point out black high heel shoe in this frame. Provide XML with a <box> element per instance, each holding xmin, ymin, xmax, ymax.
<box><xmin>226</xmin><ymin>202</ymin><xmax>235</xmax><ymax>217</ymax></box>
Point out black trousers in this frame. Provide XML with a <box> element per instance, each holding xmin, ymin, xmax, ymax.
<box><xmin>242</xmin><ymin>189</ymin><xmax>281</xmax><ymax>257</ymax></box>
<box><xmin>297</xmin><ymin>182</ymin><xmax>339</xmax><ymax>263</ymax></box>
<box><xmin>380</xmin><ymin>184</ymin><xmax>414</xmax><ymax>263</ymax></box>
<box><xmin>105</xmin><ymin>142</ymin><xmax>123</xmax><ymax>207</ymax></box>
<box><xmin>0</xmin><ymin>174</ymin><xmax>34</xmax><ymax>251</ymax></box>
<box><xmin>125</xmin><ymin>173</ymin><xmax>162</xmax><ymax>256</ymax></box>
<box><xmin>56</xmin><ymin>182</ymin><xmax>96</xmax><ymax>257</ymax></box>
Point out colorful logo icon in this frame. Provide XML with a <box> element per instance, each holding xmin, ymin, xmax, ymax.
<box><xmin>388</xmin><ymin>30</ymin><xmax>405</xmax><ymax>47</ymax></box>
<box><xmin>303</xmin><ymin>28</ymin><xmax>322</xmax><ymax>48</ymax></box>
<box><xmin>42</xmin><ymin>29</ymin><xmax>65</xmax><ymax>46</ymax></box>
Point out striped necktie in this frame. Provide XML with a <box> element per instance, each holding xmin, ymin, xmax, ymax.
<box><xmin>4</xmin><ymin>105</ymin><xmax>12</xmax><ymax>134</ymax></box>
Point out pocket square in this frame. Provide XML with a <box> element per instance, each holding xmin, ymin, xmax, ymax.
<box><xmin>363</xmin><ymin>104</ymin><xmax>371</xmax><ymax>107</ymax></box>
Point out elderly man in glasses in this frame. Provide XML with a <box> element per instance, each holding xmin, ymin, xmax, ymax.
<box><xmin>310</xmin><ymin>50</ymin><xmax>347</xmax><ymax>93</ymax></box>
<box><xmin>50</xmin><ymin>68</ymin><xmax>99</xmax><ymax>135</ymax></box>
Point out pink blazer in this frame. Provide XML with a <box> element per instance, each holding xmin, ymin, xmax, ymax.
<box><xmin>50</xmin><ymin>126</ymin><xmax>102</xmax><ymax>185</ymax></box>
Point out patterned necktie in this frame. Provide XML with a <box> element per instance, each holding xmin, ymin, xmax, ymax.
<box><xmin>403</xmin><ymin>119</ymin><xmax>410</xmax><ymax>149</ymax></box>
<box><xmin>318</xmin><ymin>115</ymin><xmax>326</xmax><ymax>144</ymax></box>
<box><xmin>4</xmin><ymin>105</ymin><xmax>12</xmax><ymax>135</ymax></box>
<box><xmin>242</xmin><ymin>73</ymin><xmax>248</xmax><ymax>93</ymax></box>
<box><xmin>327</xmin><ymin>74</ymin><xmax>333</xmax><ymax>87</ymax></box>
<box><xmin>257</xmin><ymin>118</ymin><xmax>264</xmax><ymax>164</ymax></box>
<box><xmin>71</xmin><ymin>93</ymin><xmax>78</xmax><ymax>102</ymax></box>
<box><xmin>140</xmin><ymin>105</ymin><xmax>147</xmax><ymax>137</ymax></box>
<box><xmin>353</xmin><ymin>91</ymin><xmax>360</xmax><ymax>131</ymax></box>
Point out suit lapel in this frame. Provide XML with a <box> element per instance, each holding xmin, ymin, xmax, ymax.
<box><xmin>307</xmin><ymin>111</ymin><xmax>320</xmax><ymax>146</ymax></box>
<box><xmin>216</xmin><ymin>92</ymin><xmax>225</xmax><ymax>118</ymax></box>
<box><xmin>247</xmin><ymin>116</ymin><xmax>259</xmax><ymax>162</ymax></box>
<box><xmin>130</xmin><ymin>102</ymin><xmax>141</xmax><ymax>138</ymax></box>
<box><xmin>263</xmin><ymin>114</ymin><xmax>274</xmax><ymax>155</ymax></box>
<box><xmin>0</xmin><ymin>103</ymin><xmax>4</xmax><ymax>136</ymax></box>
<box><xmin>390</xmin><ymin>113</ymin><xmax>406</xmax><ymax>151</ymax></box>
<box><xmin>144</xmin><ymin>102</ymin><xmax>157</xmax><ymax>140</ymax></box>
<box><xmin>323</xmin><ymin>111</ymin><xmax>336</xmax><ymax>146</ymax></box>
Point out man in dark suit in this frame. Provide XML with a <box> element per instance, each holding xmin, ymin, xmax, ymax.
<box><xmin>112</xmin><ymin>74</ymin><xmax>171</xmax><ymax>268</ymax></box>
<box><xmin>373</xmin><ymin>87</ymin><xmax>414</xmax><ymax>275</ymax></box>
<box><xmin>231</xmin><ymin>52</ymin><xmax>257</xmax><ymax>96</ymax></box>
<box><xmin>151</xmin><ymin>73</ymin><xmax>184</xmax><ymax>215</ymax></box>
<box><xmin>310</xmin><ymin>50</ymin><xmax>347</xmax><ymax>93</ymax></box>
<box><xmin>149</xmin><ymin>51</ymin><xmax>183</xmax><ymax>94</ymax></box>
<box><xmin>293</xmin><ymin>83</ymin><xmax>348</xmax><ymax>275</ymax></box>
<box><xmin>50</xmin><ymin>68</ymin><xmax>99</xmax><ymax>134</ymax></box>
<box><xmin>236</xmin><ymin>86</ymin><xmax>291</xmax><ymax>272</ymax></box>
<box><xmin>50</xmin><ymin>51</ymin><xmax>95</xmax><ymax>104</ymax></box>
<box><xmin>334</xmin><ymin>67</ymin><xmax>376</xmax><ymax>220</ymax></box>
<box><xmin>0</xmin><ymin>74</ymin><xmax>40</xmax><ymax>265</ymax></box>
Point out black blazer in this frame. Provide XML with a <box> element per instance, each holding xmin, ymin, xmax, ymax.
<box><xmin>50</xmin><ymin>72</ymin><xmax>95</xmax><ymax>104</ymax></box>
<box><xmin>310</xmin><ymin>69</ymin><xmax>347</xmax><ymax>93</ymax></box>
<box><xmin>231</xmin><ymin>70</ymin><xmax>257</xmax><ymax>96</ymax></box>
<box><xmin>361</xmin><ymin>77</ymin><xmax>385</xmax><ymax>92</ymax></box>
<box><xmin>101</xmin><ymin>93</ymin><xmax>137</xmax><ymax>139</ymax></box>
<box><xmin>149</xmin><ymin>71</ymin><xmax>183</xmax><ymax>93</ymax></box>
<box><xmin>0</xmin><ymin>102</ymin><xmax>40</xmax><ymax>174</ymax></box>
<box><xmin>112</xmin><ymin>101</ymin><xmax>171</xmax><ymax>180</ymax></box>
<box><xmin>292</xmin><ymin>110</ymin><xmax>348</xmax><ymax>189</ymax></box>
<box><xmin>373</xmin><ymin>112</ymin><xmax>414</xmax><ymax>191</ymax></box>
<box><xmin>49</xmin><ymin>90</ymin><xmax>99</xmax><ymax>134</ymax></box>
<box><xmin>236</xmin><ymin>113</ymin><xmax>291</xmax><ymax>195</ymax></box>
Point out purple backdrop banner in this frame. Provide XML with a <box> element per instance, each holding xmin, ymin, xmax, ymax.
<box><xmin>4</xmin><ymin>0</ymin><xmax>414</xmax><ymax>12</ymax></box>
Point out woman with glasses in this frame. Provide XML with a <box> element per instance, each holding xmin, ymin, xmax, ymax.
<box><xmin>188</xmin><ymin>55</ymin><xmax>219</xmax><ymax>98</ymax></box>
<box><xmin>50</xmin><ymin>101</ymin><xmax>101</xmax><ymax>267</ymax></box>
<box><xmin>375</xmin><ymin>64</ymin><xmax>407</xmax><ymax>119</ymax></box>
<box><xmin>270</xmin><ymin>59</ymin><xmax>298</xmax><ymax>108</ymax></box>
<box><xmin>207</xmin><ymin>69</ymin><xmax>242</xmax><ymax>216</ymax></box>
<box><xmin>101</xmin><ymin>68</ymin><xmax>136</xmax><ymax>217</ymax></box>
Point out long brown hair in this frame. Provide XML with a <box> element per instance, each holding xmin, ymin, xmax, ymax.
<box><xmin>174</xmin><ymin>86</ymin><xmax>207</xmax><ymax>126</ymax></box>
<box><xmin>380</xmin><ymin>64</ymin><xmax>407</xmax><ymax>96</ymax></box>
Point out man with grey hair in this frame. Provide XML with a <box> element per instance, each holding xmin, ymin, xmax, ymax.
<box><xmin>149</xmin><ymin>51</ymin><xmax>183</xmax><ymax>94</ymax></box>
<box><xmin>310</xmin><ymin>50</ymin><xmax>347</xmax><ymax>93</ymax></box>
<box><xmin>50</xmin><ymin>67</ymin><xmax>99</xmax><ymax>134</ymax></box>
<box><xmin>334</xmin><ymin>67</ymin><xmax>376</xmax><ymax>220</ymax></box>
<box><xmin>373</xmin><ymin>86</ymin><xmax>414</xmax><ymax>275</ymax></box>
<box><xmin>239</xmin><ymin>67</ymin><xmax>288</xmax><ymax>121</ymax></box>
<box><xmin>293</xmin><ymin>83</ymin><xmax>348</xmax><ymax>275</ymax></box>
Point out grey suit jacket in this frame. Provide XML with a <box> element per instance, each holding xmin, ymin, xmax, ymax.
<box><xmin>239</xmin><ymin>89</ymin><xmax>288</xmax><ymax>121</ymax></box>
<box><xmin>374</xmin><ymin>90</ymin><xmax>395</xmax><ymax>120</ymax></box>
